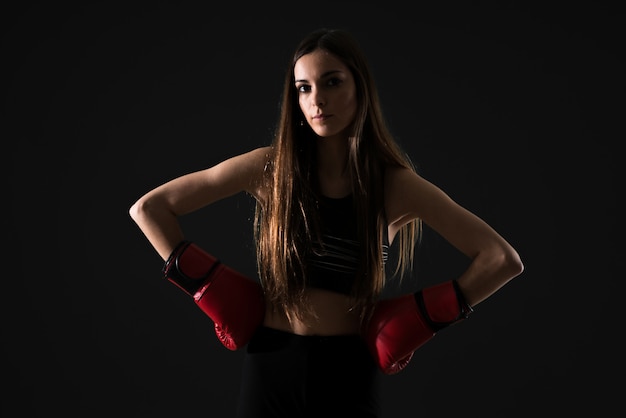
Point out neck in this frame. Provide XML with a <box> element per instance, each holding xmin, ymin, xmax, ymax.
<box><xmin>316</xmin><ymin>135</ymin><xmax>349</xmax><ymax>177</ymax></box>
<box><xmin>316</xmin><ymin>135</ymin><xmax>351</xmax><ymax>197</ymax></box>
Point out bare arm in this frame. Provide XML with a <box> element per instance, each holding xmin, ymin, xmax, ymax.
<box><xmin>385</xmin><ymin>166</ymin><xmax>524</xmax><ymax>307</ymax></box>
<box><xmin>129</xmin><ymin>146</ymin><xmax>271</xmax><ymax>260</ymax></box>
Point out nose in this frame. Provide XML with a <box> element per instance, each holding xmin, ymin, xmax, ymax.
<box><xmin>310</xmin><ymin>87</ymin><xmax>326</xmax><ymax>108</ymax></box>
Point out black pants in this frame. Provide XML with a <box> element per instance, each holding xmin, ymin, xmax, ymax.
<box><xmin>236</xmin><ymin>326</ymin><xmax>381</xmax><ymax>418</ymax></box>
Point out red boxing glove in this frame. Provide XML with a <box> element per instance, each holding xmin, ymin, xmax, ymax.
<box><xmin>163</xmin><ymin>241</ymin><xmax>265</xmax><ymax>350</ymax></box>
<box><xmin>365</xmin><ymin>280</ymin><xmax>473</xmax><ymax>375</ymax></box>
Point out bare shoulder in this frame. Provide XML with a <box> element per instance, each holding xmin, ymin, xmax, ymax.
<box><xmin>384</xmin><ymin>164</ymin><xmax>452</xmax><ymax>229</ymax></box>
<box><xmin>234</xmin><ymin>146</ymin><xmax>272</xmax><ymax>200</ymax></box>
<box><xmin>242</xmin><ymin>145</ymin><xmax>273</xmax><ymax>162</ymax></box>
<box><xmin>384</xmin><ymin>165</ymin><xmax>430</xmax><ymax>205</ymax></box>
<box><xmin>384</xmin><ymin>165</ymin><xmax>420</xmax><ymax>190</ymax></box>
<box><xmin>384</xmin><ymin>166</ymin><xmax>420</xmax><ymax>227</ymax></box>
<box><xmin>232</xmin><ymin>145</ymin><xmax>272</xmax><ymax>172</ymax></box>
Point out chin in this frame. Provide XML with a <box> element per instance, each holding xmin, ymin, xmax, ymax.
<box><xmin>313</xmin><ymin>127</ymin><xmax>344</xmax><ymax>138</ymax></box>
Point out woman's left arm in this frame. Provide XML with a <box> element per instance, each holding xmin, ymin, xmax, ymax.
<box><xmin>385</xmin><ymin>166</ymin><xmax>524</xmax><ymax>306</ymax></box>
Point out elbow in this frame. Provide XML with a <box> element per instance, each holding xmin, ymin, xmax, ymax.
<box><xmin>128</xmin><ymin>202</ymin><xmax>138</xmax><ymax>222</ymax></box>
<box><xmin>503</xmin><ymin>246</ymin><xmax>524</xmax><ymax>280</ymax></box>
<box><xmin>463</xmin><ymin>245</ymin><xmax>524</xmax><ymax>307</ymax></box>
<box><xmin>128</xmin><ymin>196</ymin><xmax>152</xmax><ymax>224</ymax></box>
<box><xmin>128</xmin><ymin>195</ymin><xmax>177</xmax><ymax>228</ymax></box>
<box><xmin>128</xmin><ymin>199</ymin><xmax>142</xmax><ymax>223</ymax></box>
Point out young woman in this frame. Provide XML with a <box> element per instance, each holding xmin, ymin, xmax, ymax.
<box><xmin>129</xmin><ymin>27</ymin><xmax>524</xmax><ymax>418</ymax></box>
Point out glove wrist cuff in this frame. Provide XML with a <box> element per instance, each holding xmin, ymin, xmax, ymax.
<box><xmin>162</xmin><ymin>240</ymin><xmax>192</xmax><ymax>276</ymax></box>
<box><xmin>452</xmin><ymin>279</ymin><xmax>474</xmax><ymax>319</ymax></box>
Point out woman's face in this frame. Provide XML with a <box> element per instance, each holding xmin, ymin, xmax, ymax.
<box><xmin>294</xmin><ymin>49</ymin><xmax>357</xmax><ymax>139</ymax></box>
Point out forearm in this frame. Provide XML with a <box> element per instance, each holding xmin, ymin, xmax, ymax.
<box><xmin>456</xmin><ymin>244</ymin><xmax>524</xmax><ymax>307</ymax></box>
<box><xmin>129</xmin><ymin>198</ymin><xmax>185</xmax><ymax>260</ymax></box>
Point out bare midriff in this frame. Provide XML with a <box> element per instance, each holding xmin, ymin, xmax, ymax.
<box><xmin>262</xmin><ymin>288</ymin><xmax>362</xmax><ymax>336</ymax></box>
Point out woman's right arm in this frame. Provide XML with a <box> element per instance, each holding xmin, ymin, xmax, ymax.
<box><xmin>128</xmin><ymin>146</ymin><xmax>271</xmax><ymax>260</ymax></box>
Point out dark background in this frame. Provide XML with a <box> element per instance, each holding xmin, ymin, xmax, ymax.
<box><xmin>3</xmin><ymin>1</ymin><xmax>623</xmax><ymax>417</ymax></box>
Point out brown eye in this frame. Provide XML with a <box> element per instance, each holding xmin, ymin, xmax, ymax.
<box><xmin>327</xmin><ymin>77</ymin><xmax>343</xmax><ymax>87</ymax></box>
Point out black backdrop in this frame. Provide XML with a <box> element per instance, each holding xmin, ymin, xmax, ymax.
<box><xmin>3</xmin><ymin>2</ymin><xmax>623</xmax><ymax>417</ymax></box>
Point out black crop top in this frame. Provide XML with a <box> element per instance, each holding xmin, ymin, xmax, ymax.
<box><xmin>306</xmin><ymin>194</ymin><xmax>389</xmax><ymax>295</ymax></box>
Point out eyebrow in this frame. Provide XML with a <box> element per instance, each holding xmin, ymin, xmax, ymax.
<box><xmin>294</xmin><ymin>69</ymin><xmax>343</xmax><ymax>84</ymax></box>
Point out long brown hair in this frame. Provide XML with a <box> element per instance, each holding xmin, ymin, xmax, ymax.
<box><xmin>254</xmin><ymin>28</ymin><xmax>421</xmax><ymax>322</ymax></box>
